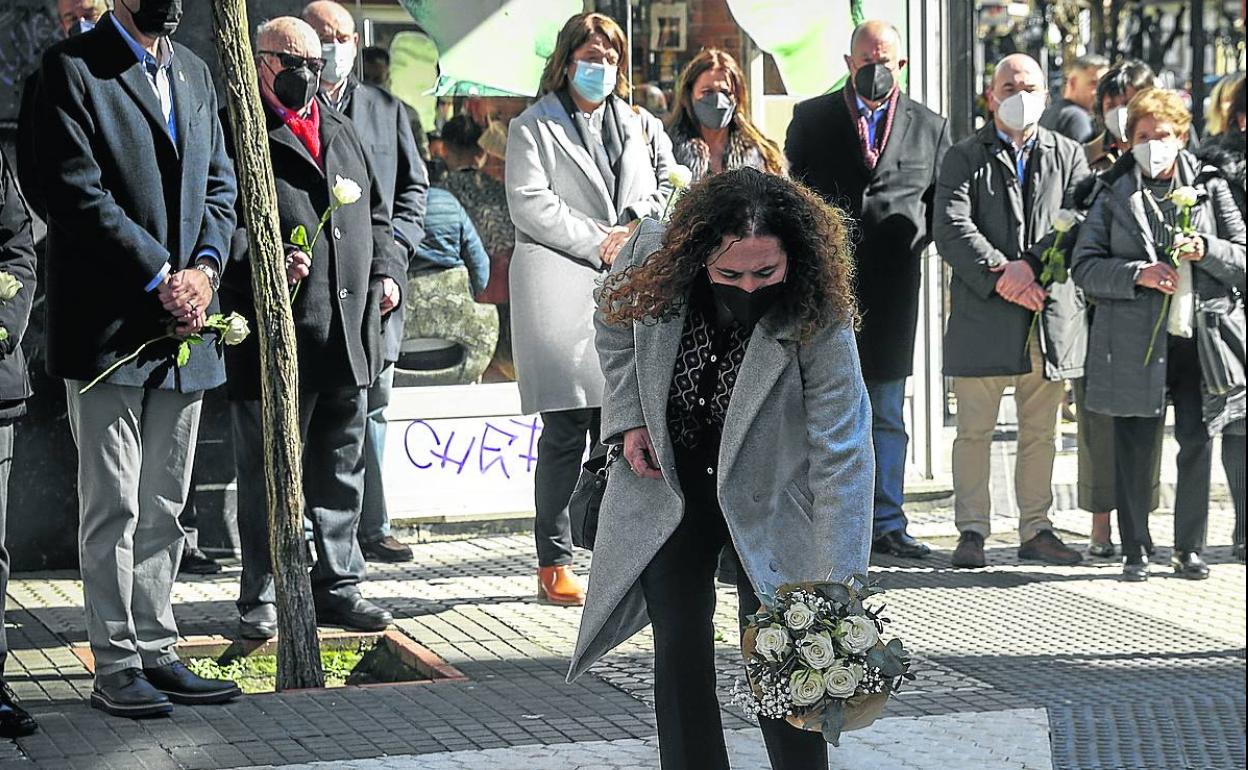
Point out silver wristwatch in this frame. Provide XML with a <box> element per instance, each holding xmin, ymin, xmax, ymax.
<box><xmin>193</xmin><ymin>262</ymin><xmax>220</xmax><ymax>292</ymax></box>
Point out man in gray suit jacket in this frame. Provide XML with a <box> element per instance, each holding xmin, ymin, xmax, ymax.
<box><xmin>934</xmin><ymin>54</ymin><xmax>1090</xmax><ymax>570</ymax></box>
<box><xmin>304</xmin><ymin>1</ymin><xmax>429</xmax><ymax>565</ymax></box>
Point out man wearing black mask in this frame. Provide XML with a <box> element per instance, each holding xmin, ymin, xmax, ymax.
<box><xmin>220</xmin><ymin>17</ymin><xmax>407</xmax><ymax>640</ymax></box>
<box><xmin>786</xmin><ymin>20</ymin><xmax>950</xmax><ymax>559</ymax></box>
<box><xmin>33</xmin><ymin>0</ymin><xmax>241</xmax><ymax>717</ymax></box>
<box><xmin>303</xmin><ymin>0</ymin><xmax>428</xmax><ymax>566</ymax></box>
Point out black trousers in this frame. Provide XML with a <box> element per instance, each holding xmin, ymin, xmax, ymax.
<box><xmin>233</xmin><ymin>387</ymin><xmax>368</xmax><ymax>611</ymax></box>
<box><xmin>534</xmin><ymin>407</ymin><xmax>600</xmax><ymax>567</ymax></box>
<box><xmin>639</xmin><ymin>446</ymin><xmax>827</xmax><ymax>770</ymax></box>
<box><xmin>1113</xmin><ymin>335</ymin><xmax>1240</xmax><ymax>557</ymax></box>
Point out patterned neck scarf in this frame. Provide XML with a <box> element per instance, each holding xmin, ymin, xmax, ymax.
<box><xmin>844</xmin><ymin>84</ymin><xmax>900</xmax><ymax>169</ymax></box>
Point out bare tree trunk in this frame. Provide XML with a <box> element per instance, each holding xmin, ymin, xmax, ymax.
<box><xmin>209</xmin><ymin>0</ymin><xmax>324</xmax><ymax>690</ymax></box>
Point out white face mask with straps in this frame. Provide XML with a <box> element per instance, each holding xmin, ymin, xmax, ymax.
<box><xmin>996</xmin><ymin>90</ymin><xmax>1047</xmax><ymax>132</ymax></box>
<box><xmin>1131</xmin><ymin>139</ymin><xmax>1180</xmax><ymax>178</ymax></box>
<box><xmin>321</xmin><ymin>40</ymin><xmax>357</xmax><ymax>85</ymax></box>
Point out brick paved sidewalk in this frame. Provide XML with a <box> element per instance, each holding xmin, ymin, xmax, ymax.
<box><xmin>1</xmin><ymin>426</ymin><xmax>1244</xmax><ymax>770</ymax></box>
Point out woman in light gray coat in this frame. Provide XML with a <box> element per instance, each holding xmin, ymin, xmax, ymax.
<box><xmin>574</xmin><ymin>169</ymin><xmax>873</xmax><ymax>770</ymax></box>
<box><xmin>1071</xmin><ymin>88</ymin><xmax>1246</xmax><ymax>580</ymax></box>
<box><xmin>505</xmin><ymin>12</ymin><xmax>674</xmax><ymax>604</ymax></box>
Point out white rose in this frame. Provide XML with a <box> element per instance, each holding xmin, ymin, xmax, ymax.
<box><xmin>332</xmin><ymin>175</ymin><xmax>363</xmax><ymax>206</ymax></box>
<box><xmin>837</xmin><ymin>616</ymin><xmax>879</xmax><ymax>655</ymax></box>
<box><xmin>788</xmin><ymin>668</ymin><xmax>825</xmax><ymax>707</ymax></box>
<box><xmin>1052</xmin><ymin>209</ymin><xmax>1078</xmax><ymax>234</ymax></box>
<box><xmin>797</xmin><ymin>630</ymin><xmax>837</xmax><ymax>670</ymax></box>
<box><xmin>0</xmin><ymin>326</ymin><xmax>8</xmax><ymax>343</ymax></box>
<box><xmin>0</xmin><ymin>272</ymin><xmax>22</xmax><ymax>302</ymax></box>
<box><xmin>823</xmin><ymin>665</ymin><xmax>860</xmax><ymax>698</ymax></box>
<box><xmin>754</xmin><ymin>625</ymin><xmax>791</xmax><ymax>662</ymax></box>
<box><xmin>783</xmin><ymin>602</ymin><xmax>815</xmax><ymax>632</ymax></box>
<box><xmin>222</xmin><ymin>312</ymin><xmax>251</xmax><ymax>346</ymax></box>
<box><xmin>668</xmin><ymin>164</ymin><xmax>693</xmax><ymax>190</ymax></box>
<box><xmin>1169</xmin><ymin>186</ymin><xmax>1199</xmax><ymax>209</ymax></box>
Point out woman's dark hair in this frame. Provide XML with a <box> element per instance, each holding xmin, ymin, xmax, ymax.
<box><xmin>1094</xmin><ymin>59</ymin><xmax>1156</xmax><ymax>120</ymax></box>
<box><xmin>539</xmin><ymin>12</ymin><xmax>630</xmax><ymax>99</ymax></box>
<box><xmin>441</xmin><ymin>114</ymin><xmax>484</xmax><ymax>153</ymax></box>
<box><xmin>598</xmin><ymin>168</ymin><xmax>856</xmax><ymax>341</ymax></box>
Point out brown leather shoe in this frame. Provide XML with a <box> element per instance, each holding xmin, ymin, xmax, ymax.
<box><xmin>1019</xmin><ymin>530</ymin><xmax>1083</xmax><ymax>565</ymax></box>
<box><xmin>537</xmin><ymin>565</ymin><xmax>586</xmax><ymax>606</ymax></box>
<box><xmin>951</xmin><ymin>531</ymin><xmax>986</xmax><ymax>569</ymax></box>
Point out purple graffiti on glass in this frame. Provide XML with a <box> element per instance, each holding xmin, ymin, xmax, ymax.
<box><xmin>403</xmin><ymin>417</ymin><xmax>542</xmax><ymax>478</ymax></box>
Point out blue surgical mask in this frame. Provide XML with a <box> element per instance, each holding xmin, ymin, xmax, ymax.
<box><xmin>570</xmin><ymin>60</ymin><xmax>617</xmax><ymax>105</ymax></box>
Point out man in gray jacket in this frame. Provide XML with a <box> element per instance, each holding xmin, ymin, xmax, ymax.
<box><xmin>935</xmin><ymin>54</ymin><xmax>1091</xmax><ymax>569</ymax></box>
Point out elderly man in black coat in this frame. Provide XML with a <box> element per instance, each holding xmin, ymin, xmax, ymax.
<box><xmin>32</xmin><ymin>2</ymin><xmax>242</xmax><ymax>717</ymax></box>
<box><xmin>220</xmin><ymin>16</ymin><xmax>407</xmax><ymax>640</ymax></box>
<box><xmin>0</xmin><ymin>150</ymin><xmax>38</xmax><ymax>738</ymax></box>
<box><xmin>786</xmin><ymin>20</ymin><xmax>949</xmax><ymax>559</ymax></box>
<box><xmin>303</xmin><ymin>0</ymin><xmax>428</xmax><ymax>565</ymax></box>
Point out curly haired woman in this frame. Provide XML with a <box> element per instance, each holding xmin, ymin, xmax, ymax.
<box><xmin>568</xmin><ymin>168</ymin><xmax>874</xmax><ymax>769</ymax></box>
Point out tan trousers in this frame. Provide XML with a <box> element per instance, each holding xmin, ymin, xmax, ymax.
<box><xmin>952</xmin><ymin>340</ymin><xmax>1064</xmax><ymax>542</ymax></box>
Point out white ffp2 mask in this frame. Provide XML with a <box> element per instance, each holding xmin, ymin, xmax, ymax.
<box><xmin>321</xmin><ymin>40</ymin><xmax>357</xmax><ymax>85</ymax></box>
<box><xmin>1131</xmin><ymin>139</ymin><xmax>1180</xmax><ymax>178</ymax></box>
<box><xmin>1105</xmin><ymin>106</ymin><xmax>1129</xmax><ymax>141</ymax></box>
<box><xmin>997</xmin><ymin>90</ymin><xmax>1047</xmax><ymax>132</ymax></box>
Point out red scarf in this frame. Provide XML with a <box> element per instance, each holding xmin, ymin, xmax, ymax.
<box><xmin>844</xmin><ymin>84</ymin><xmax>900</xmax><ymax>170</ymax></box>
<box><xmin>282</xmin><ymin>98</ymin><xmax>322</xmax><ymax>165</ymax></box>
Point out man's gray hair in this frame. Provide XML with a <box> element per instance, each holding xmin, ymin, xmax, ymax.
<box><xmin>1066</xmin><ymin>54</ymin><xmax>1110</xmax><ymax>76</ymax></box>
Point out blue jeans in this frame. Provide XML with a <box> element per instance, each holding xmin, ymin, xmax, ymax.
<box><xmin>358</xmin><ymin>364</ymin><xmax>394</xmax><ymax>544</ymax></box>
<box><xmin>865</xmin><ymin>378</ymin><xmax>909</xmax><ymax>538</ymax></box>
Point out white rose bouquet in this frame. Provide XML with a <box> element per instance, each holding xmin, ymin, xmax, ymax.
<box><xmin>79</xmin><ymin>312</ymin><xmax>251</xmax><ymax>394</ymax></box>
<box><xmin>0</xmin><ymin>270</ymin><xmax>24</xmax><ymax>345</ymax></box>
<box><xmin>1143</xmin><ymin>185</ymin><xmax>1201</xmax><ymax>364</ymax></box>
<box><xmin>1024</xmin><ymin>208</ymin><xmax>1079</xmax><ymax>352</ymax></box>
<box><xmin>288</xmin><ymin>175</ymin><xmax>363</xmax><ymax>301</ymax></box>
<box><xmin>734</xmin><ymin>577</ymin><xmax>912</xmax><ymax>747</ymax></box>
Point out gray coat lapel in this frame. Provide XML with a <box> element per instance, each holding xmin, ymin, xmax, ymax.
<box><xmin>634</xmin><ymin>310</ymin><xmax>686</xmax><ymax>493</ymax></box>
<box><xmin>538</xmin><ymin>95</ymin><xmax>614</xmax><ymax>218</ymax></box>
<box><xmin>719</xmin><ymin>315</ymin><xmax>796</xmax><ymax>481</ymax></box>
<box><xmin>614</xmin><ymin>106</ymin><xmax>647</xmax><ymax>218</ymax></box>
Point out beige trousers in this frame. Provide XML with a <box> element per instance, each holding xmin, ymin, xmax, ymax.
<box><xmin>952</xmin><ymin>340</ymin><xmax>1064</xmax><ymax>542</ymax></box>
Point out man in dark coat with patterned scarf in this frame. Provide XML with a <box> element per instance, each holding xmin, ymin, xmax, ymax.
<box><xmin>786</xmin><ymin>20</ymin><xmax>950</xmax><ymax>559</ymax></box>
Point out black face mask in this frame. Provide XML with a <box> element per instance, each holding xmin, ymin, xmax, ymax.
<box><xmin>853</xmin><ymin>62</ymin><xmax>894</xmax><ymax>102</ymax></box>
<box><xmin>123</xmin><ymin>0</ymin><xmax>182</xmax><ymax>37</ymax></box>
<box><xmin>272</xmin><ymin>66</ymin><xmax>319</xmax><ymax>112</ymax></box>
<box><xmin>709</xmin><ymin>279</ymin><xmax>786</xmax><ymax>328</ymax></box>
<box><xmin>692</xmin><ymin>91</ymin><xmax>735</xmax><ymax>130</ymax></box>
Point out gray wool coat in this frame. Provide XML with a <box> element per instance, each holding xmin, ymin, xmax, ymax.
<box><xmin>505</xmin><ymin>92</ymin><xmax>674</xmax><ymax>415</ymax></box>
<box><xmin>935</xmin><ymin>124</ymin><xmax>1092</xmax><ymax>378</ymax></box>
<box><xmin>568</xmin><ymin>219</ymin><xmax>875</xmax><ymax>682</ymax></box>
<box><xmin>1070</xmin><ymin>151</ymin><xmax>1246</xmax><ymax>434</ymax></box>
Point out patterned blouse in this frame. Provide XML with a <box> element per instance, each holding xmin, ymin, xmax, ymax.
<box><xmin>666</xmin><ymin>279</ymin><xmax>752</xmax><ymax>450</ymax></box>
<box><xmin>437</xmin><ymin>168</ymin><xmax>514</xmax><ymax>257</ymax></box>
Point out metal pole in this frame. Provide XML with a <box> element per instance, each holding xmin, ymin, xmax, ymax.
<box><xmin>1192</xmin><ymin>0</ymin><xmax>1207</xmax><ymax>133</ymax></box>
<box><xmin>946</xmin><ymin>0</ymin><xmax>976</xmax><ymax>141</ymax></box>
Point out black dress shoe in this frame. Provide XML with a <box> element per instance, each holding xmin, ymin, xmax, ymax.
<box><xmin>90</xmin><ymin>669</ymin><xmax>172</xmax><ymax>718</ymax></box>
<box><xmin>1122</xmin><ymin>557</ymin><xmax>1149</xmax><ymax>582</ymax></box>
<box><xmin>360</xmin><ymin>535</ymin><xmax>414</xmax><ymax>563</ymax></box>
<box><xmin>143</xmin><ymin>662</ymin><xmax>240</xmax><ymax>705</ymax></box>
<box><xmin>872</xmin><ymin>529</ymin><xmax>932</xmax><ymax>558</ymax></box>
<box><xmin>179</xmin><ymin>548</ymin><xmax>222</xmax><ymax>575</ymax></box>
<box><xmin>951</xmin><ymin>531</ymin><xmax>986</xmax><ymax>569</ymax></box>
<box><xmin>1170</xmin><ymin>550</ymin><xmax>1210</xmax><ymax>580</ymax></box>
<box><xmin>239</xmin><ymin>604</ymin><xmax>278</xmax><ymax>640</ymax></box>
<box><xmin>316</xmin><ymin>593</ymin><xmax>393</xmax><ymax>631</ymax></box>
<box><xmin>0</xmin><ymin>682</ymin><xmax>37</xmax><ymax>738</ymax></box>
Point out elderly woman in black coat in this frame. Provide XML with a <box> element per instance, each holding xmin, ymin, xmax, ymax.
<box><xmin>1072</xmin><ymin>88</ymin><xmax>1247</xmax><ymax>579</ymax></box>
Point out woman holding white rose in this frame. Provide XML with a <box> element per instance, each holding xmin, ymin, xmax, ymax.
<box><xmin>505</xmin><ymin>12</ymin><xmax>674</xmax><ymax>605</ymax></box>
<box><xmin>1071</xmin><ymin>88</ymin><xmax>1246</xmax><ymax>581</ymax></box>
<box><xmin>569</xmin><ymin>169</ymin><xmax>873</xmax><ymax>770</ymax></box>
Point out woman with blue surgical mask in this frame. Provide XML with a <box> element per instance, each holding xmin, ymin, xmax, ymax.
<box><xmin>505</xmin><ymin>13</ymin><xmax>675</xmax><ymax>606</ymax></box>
<box><xmin>1071</xmin><ymin>87</ymin><xmax>1247</xmax><ymax>581</ymax></box>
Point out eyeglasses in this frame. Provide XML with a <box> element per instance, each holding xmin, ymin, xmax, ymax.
<box><xmin>258</xmin><ymin>51</ymin><xmax>326</xmax><ymax>74</ymax></box>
